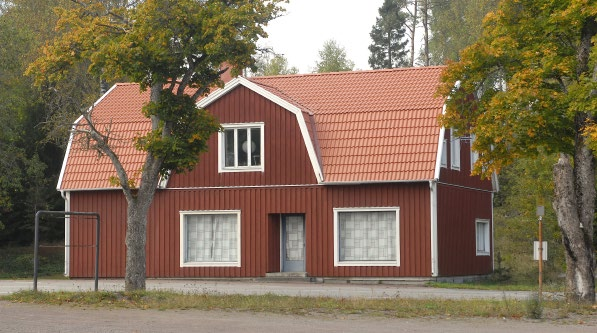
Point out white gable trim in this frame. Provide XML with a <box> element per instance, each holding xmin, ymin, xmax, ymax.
<box><xmin>57</xmin><ymin>84</ymin><xmax>120</xmax><ymax>191</ymax></box>
<box><xmin>198</xmin><ymin>77</ymin><xmax>324</xmax><ymax>183</ymax></box>
<box><xmin>433</xmin><ymin>104</ymin><xmax>447</xmax><ymax>180</ymax></box>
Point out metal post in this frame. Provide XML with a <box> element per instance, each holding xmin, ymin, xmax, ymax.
<box><xmin>33</xmin><ymin>211</ymin><xmax>100</xmax><ymax>292</ymax></box>
<box><xmin>536</xmin><ymin>206</ymin><xmax>544</xmax><ymax>301</ymax></box>
<box><xmin>33</xmin><ymin>211</ymin><xmax>40</xmax><ymax>292</ymax></box>
<box><xmin>538</xmin><ymin>215</ymin><xmax>543</xmax><ymax>300</ymax></box>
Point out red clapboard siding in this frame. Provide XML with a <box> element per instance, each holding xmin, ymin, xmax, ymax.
<box><xmin>436</xmin><ymin>183</ymin><xmax>493</xmax><ymax>276</ymax></box>
<box><xmin>67</xmin><ymin>182</ymin><xmax>433</xmax><ymax>278</ymax></box>
<box><xmin>167</xmin><ymin>86</ymin><xmax>318</xmax><ymax>189</ymax></box>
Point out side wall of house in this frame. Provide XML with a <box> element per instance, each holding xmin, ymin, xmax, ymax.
<box><xmin>436</xmin><ymin>184</ymin><xmax>493</xmax><ymax>276</ymax></box>
<box><xmin>67</xmin><ymin>182</ymin><xmax>432</xmax><ymax>278</ymax></box>
<box><xmin>437</xmin><ymin>129</ymin><xmax>493</xmax><ymax>276</ymax></box>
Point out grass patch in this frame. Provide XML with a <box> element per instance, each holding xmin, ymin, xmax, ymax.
<box><xmin>0</xmin><ymin>246</ymin><xmax>65</xmax><ymax>279</ymax></box>
<box><xmin>427</xmin><ymin>281</ymin><xmax>565</xmax><ymax>293</ymax></box>
<box><xmin>3</xmin><ymin>290</ymin><xmax>595</xmax><ymax>320</ymax></box>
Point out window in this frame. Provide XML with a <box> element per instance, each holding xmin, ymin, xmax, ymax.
<box><xmin>441</xmin><ymin>139</ymin><xmax>447</xmax><ymax>168</ymax></box>
<box><xmin>219</xmin><ymin>123</ymin><xmax>264</xmax><ymax>172</ymax></box>
<box><xmin>470</xmin><ymin>134</ymin><xmax>479</xmax><ymax>170</ymax></box>
<box><xmin>450</xmin><ymin>129</ymin><xmax>460</xmax><ymax>170</ymax></box>
<box><xmin>476</xmin><ymin>219</ymin><xmax>490</xmax><ymax>256</ymax></box>
<box><xmin>333</xmin><ymin>208</ymin><xmax>400</xmax><ymax>266</ymax></box>
<box><xmin>180</xmin><ymin>211</ymin><xmax>241</xmax><ymax>267</ymax></box>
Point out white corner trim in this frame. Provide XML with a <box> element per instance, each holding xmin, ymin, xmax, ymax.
<box><xmin>429</xmin><ymin>181</ymin><xmax>439</xmax><ymax>277</ymax></box>
<box><xmin>197</xmin><ymin>77</ymin><xmax>324</xmax><ymax>183</ymax></box>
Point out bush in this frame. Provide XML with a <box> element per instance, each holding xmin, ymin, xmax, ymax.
<box><xmin>0</xmin><ymin>247</ymin><xmax>64</xmax><ymax>278</ymax></box>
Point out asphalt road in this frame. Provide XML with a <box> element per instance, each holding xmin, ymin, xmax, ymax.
<box><xmin>1</xmin><ymin>279</ymin><xmax>595</xmax><ymax>332</ymax></box>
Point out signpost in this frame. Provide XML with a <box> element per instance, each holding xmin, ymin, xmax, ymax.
<box><xmin>536</xmin><ymin>206</ymin><xmax>544</xmax><ymax>301</ymax></box>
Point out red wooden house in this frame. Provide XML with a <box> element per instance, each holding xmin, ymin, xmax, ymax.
<box><xmin>57</xmin><ymin>66</ymin><xmax>495</xmax><ymax>281</ymax></box>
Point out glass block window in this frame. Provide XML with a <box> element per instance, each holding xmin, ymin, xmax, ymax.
<box><xmin>334</xmin><ymin>208</ymin><xmax>400</xmax><ymax>266</ymax></box>
<box><xmin>219</xmin><ymin>123</ymin><xmax>264</xmax><ymax>172</ymax></box>
<box><xmin>180</xmin><ymin>211</ymin><xmax>241</xmax><ymax>267</ymax></box>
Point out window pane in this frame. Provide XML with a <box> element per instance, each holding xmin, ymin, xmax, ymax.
<box><xmin>338</xmin><ymin>211</ymin><xmax>396</xmax><ymax>262</ymax></box>
<box><xmin>185</xmin><ymin>214</ymin><xmax>238</xmax><ymax>263</ymax></box>
<box><xmin>250</xmin><ymin>128</ymin><xmax>261</xmax><ymax>166</ymax></box>
<box><xmin>476</xmin><ymin>221</ymin><xmax>486</xmax><ymax>252</ymax></box>
<box><xmin>224</xmin><ymin>129</ymin><xmax>235</xmax><ymax>167</ymax></box>
<box><xmin>237</xmin><ymin>128</ymin><xmax>248</xmax><ymax>166</ymax></box>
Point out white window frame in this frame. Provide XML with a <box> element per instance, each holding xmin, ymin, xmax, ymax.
<box><xmin>470</xmin><ymin>133</ymin><xmax>479</xmax><ymax>171</ymax></box>
<box><xmin>179</xmin><ymin>210</ymin><xmax>241</xmax><ymax>267</ymax></box>
<box><xmin>218</xmin><ymin>123</ymin><xmax>264</xmax><ymax>173</ymax></box>
<box><xmin>450</xmin><ymin>129</ymin><xmax>461</xmax><ymax>170</ymax></box>
<box><xmin>333</xmin><ymin>207</ymin><xmax>400</xmax><ymax>267</ymax></box>
<box><xmin>475</xmin><ymin>218</ymin><xmax>490</xmax><ymax>256</ymax></box>
<box><xmin>440</xmin><ymin>138</ymin><xmax>447</xmax><ymax>168</ymax></box>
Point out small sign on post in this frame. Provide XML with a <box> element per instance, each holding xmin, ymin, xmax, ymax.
<box><xmin>533</xmin><ymin>241</ymin><xmax>547</xmax><ymax>261</ymax></box>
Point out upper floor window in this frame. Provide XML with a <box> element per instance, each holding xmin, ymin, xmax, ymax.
<box><xmin>470</xmin><ymin>133</ymin><xmax>479</xmax><ymax>171</ymax></box>
<box><xmin>219</xmin><ymin>123</ymin><xmax>264</xmax><ymax>172</ymax></box>
<box><xmin>440</xmin><ymin>138</ymin><xmax>447</xmax><ymax>168</ymax></box>
<box><xmin>450</xmin><ymin>129</ymin><xmax>461</xmax><ymax>170</ymax></box>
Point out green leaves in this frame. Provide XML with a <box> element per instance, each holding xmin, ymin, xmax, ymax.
<box><xmin>135</xmin><ymin>90</ymin><xmax>221</xmax><ymax>176</ymax></box>
<box><xmin>439</xmin><ymin>0</ymin><xmax>597</xmax><ymax>177</ymax></box>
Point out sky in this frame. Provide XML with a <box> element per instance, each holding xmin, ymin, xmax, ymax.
<box><xmin>260</xmin><ymin>0</ymin><xmax>384</xmax><ymax>73</ymax></box>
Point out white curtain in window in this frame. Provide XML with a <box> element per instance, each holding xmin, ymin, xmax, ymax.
<box><xmin>185</xmin><ymin>214</ymin><xmax>238</xmax><ymax>263</ymax></box>
<box><xmin>339</xmin><ymin>211</ymin><xmax>396</xmax><ymax>262</ymax></box>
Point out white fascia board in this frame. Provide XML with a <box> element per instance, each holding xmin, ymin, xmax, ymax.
<box><xmin>433</xmin><ymin>104</ymin><xmax>447</xmax><ymax>180</ymax></box>
<box><xmin>56</xmin><ymin>115</ymin><xmax>84</xmax><ymax>191</ymax></box>
<box><xmin>198</xmin><ymin>77</ymin><xmax>324</xmax><ymax>183</ymax></box>
<box><xmin>57</xmin><ymin>84</ymin><xmax>120</xmax><ymax>191</ymax></box>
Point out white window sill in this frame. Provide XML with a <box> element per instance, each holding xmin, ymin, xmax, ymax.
<box><xmin>334</xmin><ymin>261</ymin><xmax>399</xmax><ymax>267</ymax></box>
<box><xmin>181</xmin><ymin>261</ymin><xmax>241</xmax><ymax>268</ymax></box>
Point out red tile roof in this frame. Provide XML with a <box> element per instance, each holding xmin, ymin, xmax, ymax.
<box><xmin>58</xmin><ymin>67</ymin><xmax>446</xmax><ymax>190</ymax></box>
<box><xmin>248</xmin><ymin>66</ymin><xmax>445</xmax><ymax>183</ymax></box>
<box><xmin>59</xmin><ymin>83</ymin><xmax>151</xmax><ymax>190</ymax></box>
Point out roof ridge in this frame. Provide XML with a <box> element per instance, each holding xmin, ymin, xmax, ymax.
<box><xmin>249</xmin><ymin>66</ymin><xmax>446</xmax><ymax>80</ymax></box>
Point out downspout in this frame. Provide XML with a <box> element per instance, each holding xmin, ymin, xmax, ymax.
<box><xmin>60</xmin><ymin>190</ymin><xmax>70</xmax><ymax>277</ymax></box>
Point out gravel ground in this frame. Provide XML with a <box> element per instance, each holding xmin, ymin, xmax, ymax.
<box><xmin>1</xmin><ymin>301</ymin><xmax>596</xmax><ymax>333</ymax></box>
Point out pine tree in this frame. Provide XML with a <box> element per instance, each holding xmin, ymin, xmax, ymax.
<box><xmin>368</xmin><ymin>0</ymin><xmax>409</xmax><ymax>69</ymax></box>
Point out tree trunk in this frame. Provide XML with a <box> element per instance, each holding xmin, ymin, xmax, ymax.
<box><xmin>410</xmin><ymin>0</ymin><xmax>417</xmax><ymax>67</ymax></box>
<box><xmin>124</xmin><ymin>199</ymin><xmax>148</xmax><ymax>291</ymax></box>
<box><xmin>552</xmin><ymin>133</ymin><xmax>596</xmax><ymax>303</ymax></box>
<box><xmin>123</xmin><ymin>83</ymin><xmax>165</xmax><ymax>291</ymax></box>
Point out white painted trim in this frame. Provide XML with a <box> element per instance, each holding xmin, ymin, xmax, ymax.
<box><xmin>434</xmin><ymin>104</ymin><xmax>447</xmax><ymax>179</ymax></box>
<box><xmin>491</xmin><ymin>193</ymin><xmax>495</xmax><ymax>270</ymax></box>
<box><xmin>57</xmin><ymin>84</ymin><xmax>120</xmax><ymax>191</ymax></box>
<box><xmin>333</xmin><ymin>207</ymin><xmax>400</xmax><ymax>267</ymax></box>
<box><xmin>218</xmin><ymin>122</ymin><xmax>265</xmax><ymax>173</ymax></box>
<box><xmin>179</xmin><ymin>210</ymin><xmax>242</xmax><ymax>267</ymax></box>
<box><xmin>61</xmin><ymin>191</ymin><xmax>70</xmax><ymax>277</ymax></box>
<box><xmin>450</xmin><ymin>129</ymin><xmax>461</xmax><ymax>171</ymax></box>
<box><xmin>429</xmin><ymin>181</ymin><xmax>439</xmax><ymax>277</ymax></box>
<box><xmin>475</xmin><ymin>218</ymin><xmax>491</xmax><ymax>256</ymax></box>
<box><xmin>198</xmin><ymin>77</ymin><xmax>324</xmax><ymax>183</ymax></box>
<box><xmin>56</xmin><ymin>115</ymin><xmax>84</xmax><ymax>190</ymax></box>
